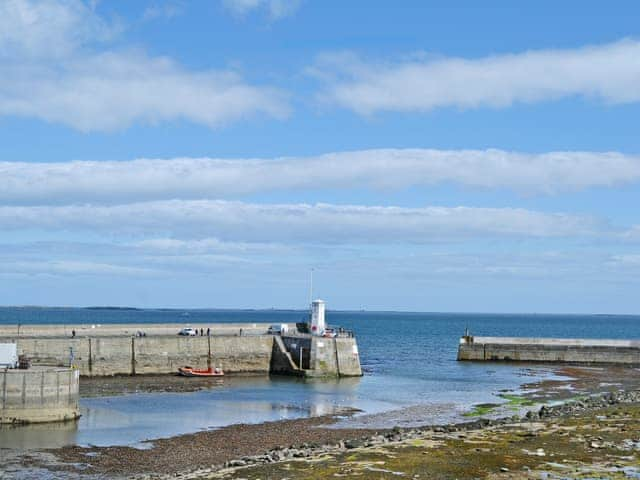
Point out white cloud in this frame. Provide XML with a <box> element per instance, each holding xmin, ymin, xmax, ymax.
<box><xmin>0</xmin><ymin>0</ymin><xmax>287</xmax><ymax>131</ymax></box>
<box><xmin>0</xmin><ymin>260</ymin><xmax>158</xmax><ymax>277</ymax></box>
<box><xmin>221</xmin><ymin>0</ymin><xmax>301</xmax><ymax>20</ymax></box>
<box><xmin>130</xmin><ymin>238</ymin><xmax>289</xmax><ymax>254</ymax></box>
<box><xmin>1</xmin><ymin>149</ymin><xmax>639</xmax><ymax>203</ymax></box>
<box><xmin>0</xmin><ymin>50</ymin><xmax>288</xmax><ymax>131</ymax></box>
<box><xmin>313</xmin><ymin>39</ymin><xmax>640</xmax><ymax>114</ymax></box>
<box><xmin>0</xmin><ymin>0</ymin><xmax>114</xmax><ymax>58</ymax></box>
<box><xmin>0</xmin><ymin>200</ymin><xmax>602</xmax><ymax>243</ymax></box>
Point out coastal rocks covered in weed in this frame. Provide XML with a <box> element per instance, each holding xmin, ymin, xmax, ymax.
<box><xmin>196</xmin><ymin>390</ymin><xmax>640</xmax><ymax>480</ymax></box>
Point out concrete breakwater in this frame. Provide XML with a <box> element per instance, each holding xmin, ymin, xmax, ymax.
<box><xmin>0</xmin><ymin>366</ymin><xmax>80</xmax><ymax>424</ymax></box>
<box><xmin>458</xmin><ymin>336</ymin><xmax>640</xmax><ymax>364</ymax></box>
<box><xmin>0</xmin><ymin>323</ymin><xmax>362</xmax><ymax>377</ymax></box>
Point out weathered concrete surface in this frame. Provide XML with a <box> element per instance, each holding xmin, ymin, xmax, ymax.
<box><xmin>306</xmin><ymin>337</ymin><xmax>362</xmax><ymax>377</ymax></box>
<box><xmin>335</xmin><ymin>337</ymin><xmax>362</xmax><ymax>376</ymax></box>
<box><xmin>0</xmin><ymin>324</ymin><xmax>361</xmax><ymax>377</ymax></box>
<box><xmin>6</xmin><ymin>335</ymin><xmax>274</xmax><ymax>376</ymax></box>
<box><xmin>458</xmin><ymin>336</ymin><xmax>640</xmax><ymax>364</ymax></box>
<box><xmin>0</xmin><ymin>366</ymin><xmax>80</xmax><ymax>424</ymax></box>
<box><xmin>270</xmin><ymin>336</ymin><xmax>303</xmax><ymax>376</ymax></box>
<box><xmin>134</xmin><ymin>336</ymin><xmax>273</xmax><ymax>375</ymax></box>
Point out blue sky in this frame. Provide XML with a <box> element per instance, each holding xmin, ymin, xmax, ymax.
<box><xmin>0</xmin><ymin>0</ymin><xmax>639</xmax><ymax>313</ymax></box>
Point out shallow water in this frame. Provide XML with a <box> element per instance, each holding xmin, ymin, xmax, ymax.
<box><xmin>1</xmin><ymin>309</ymin><xmax>639</xmax><ymax>448</ymax></box>
<box><xmin>0</xmin><ymin>365</ymin><xmax>557</xmax><ymax>449</ymax></box>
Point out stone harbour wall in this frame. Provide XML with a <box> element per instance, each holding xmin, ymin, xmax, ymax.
<box><xmin>0</xmin><ymin>366</ymin><xmax>80</xmax><ymax>424</ymax></box>
<box><xmin>1</xmin><ymin>329</ymin><xmax>362</xmax><ymax>377</ymax></box>
<box><xmin>6</xmin><ymin>335</ymin><xmax>274</xmax><ymax>376</ymax></box>
<box><xmin>458</xmin><ymin>336</ymin><xmax>640</xmax><ymax>364</ymax></box>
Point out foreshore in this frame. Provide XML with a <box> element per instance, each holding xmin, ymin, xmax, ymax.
<box><xmin>3</xmin><ymin>365</ymin><xmax>639</xmax><ymax>479</ymax></box>
<box><xmin>207</xmin><ymin>390</ymin><xmax>640</xmax><ymax>480</ymax></box>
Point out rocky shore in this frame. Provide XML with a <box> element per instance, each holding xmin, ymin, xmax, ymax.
<box><xmin>147</xmin><ymin>389</ymin><xmax>640</xmax><ymax>480</ymax></box>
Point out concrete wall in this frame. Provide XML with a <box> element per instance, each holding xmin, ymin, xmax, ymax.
<box><xmin>458</xmin><ymin>336</ymin><xmax>640</xmax><ymax>364</ymax></box>
<box><xmin>307</xmin><ymin>337</ymin><xmax>362</xmax><ymax>377</ymax></box>
<box><xmin>7</xmin><ymin>335</ymin><xmax>274</xmax><ymax>376</ymax></box>
<box><xmin>335</xmin><ymin>337</ymin><xmax>362</xmax><ymax>376</ymax></box>
<box><xmin>0</xmin><ymin>327</ymin><xmax>362</xmax><ymax>377</ymax></box>
<box><xmin>1</xmin><ymin>367</ymin><xmax>80</xmax><ymax>424</ymax></box>
<box><xmin>135</xmin><ymin>336</ymin><xmax>273</xmax><ymax>374</ymax></box>
<box><xmin>270</xmin><ymin>336</ymin><xmax>303</xmax><ymax>375</ymax></box>
<box><xmin>281</xmin><ymin>336</ymin><xmax>311</xmax><ymax>369</ymax></box>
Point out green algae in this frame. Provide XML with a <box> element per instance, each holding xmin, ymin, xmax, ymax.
<box><xmin>464</xmin><ymin>393</ymin><xmax>536</xmax><ymax>417</ymax></box>
<box><xmin>498</xmin><ymin>392</ymin><xmax>536</xmax><ymax>407</ymax></box>
<box><xmin>463</xmin><ymin>402</ymin><xmax>500</xmax><ymax>417</ymax></box>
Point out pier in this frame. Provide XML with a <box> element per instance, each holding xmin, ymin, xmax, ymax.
<box><xmin>0</xmin><ymin>322</ymin><xmax>362</xmax><ymax>378</ymax></box>
<box><xmin>457</xmin><ymin>335</ymin><xmax>640</xmax><ymax>364</ymax></box>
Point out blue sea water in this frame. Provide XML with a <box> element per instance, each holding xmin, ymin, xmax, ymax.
<box><xmin>1</xmin><ymin>308</ymin><xmax>639</xmax><ymax>448</ymax></box>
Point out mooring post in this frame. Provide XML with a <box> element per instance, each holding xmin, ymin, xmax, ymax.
<box><xmin>130</xmin><ymin>337</ymin><xmax>136</xmax><ymax>376</ymax></box>
<box><xmin>88</xmin><ymin>338</ymin><xmax>93</xmax><ymax>375</ymax></box>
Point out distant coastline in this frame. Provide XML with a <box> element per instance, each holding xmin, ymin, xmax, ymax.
<box><xmin>0</xmin><ymin>305</ymin><xmax>638</xmax><ymax>316</ymax></box>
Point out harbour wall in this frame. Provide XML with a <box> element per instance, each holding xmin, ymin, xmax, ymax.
<box><xmin>1</xmin><ymin>324</ymin><xmax>362</xmax><ymax>377</ymax></box>
<box><xmin>0</xmin><ymin>366</ymin><xmax>80</xmax><ymax>424</ymax></box>
<box><xmin>458</xmin><ymin>336</ymin><xmax>640</xmax><ymax>364</ymax></box>
<box><xmin>277</xmin><ymin>336</ymin><xmax>362</xmax><ymax>377</ymax></box>
<box><xmin>9</xmin><ymin>335</ymin><xmax>274</xmax><ymax>376</ymax></box>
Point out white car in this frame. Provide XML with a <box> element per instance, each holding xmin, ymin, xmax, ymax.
<box><xmin>178</xmin><ymin>327</ymin><xmax>197</xmax><ymax>336</ymax></box>
<box><xmin>267</xmin><ymin>324</ymin><xmax>288</xmax><ymax>335</ymax></box>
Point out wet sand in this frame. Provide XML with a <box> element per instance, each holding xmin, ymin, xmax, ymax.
<box><xmin>49</xmin><ymin>413</ymin><xmax>381</xmax><ymax>478</ymax></box>
<box><xmin>79</xmin><ymin>373</ymin><xmax>255</xmax><ymax>397</ymax></box>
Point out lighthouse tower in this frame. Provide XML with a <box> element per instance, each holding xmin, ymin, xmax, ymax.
<box><xmin>310</xmin><ymin>299</ymin><xmax>326</xmax><ymax>336</ymax></box>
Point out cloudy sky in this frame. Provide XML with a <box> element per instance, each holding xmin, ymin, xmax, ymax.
<box><xmin>1</xmin><ymin>0</ymin><xmax>639</xmax><ymax>313</ymax></box>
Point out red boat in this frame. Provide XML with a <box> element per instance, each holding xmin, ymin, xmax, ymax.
<box><xmin>178</xmin><ymin>366</ymin><xmax>224</xmax><ymax>377</ymax></box>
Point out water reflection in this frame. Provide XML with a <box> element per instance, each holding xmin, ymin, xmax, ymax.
<box><xmin>0</xmin><ymin>365</ymin><xmax>556</xmax><ymax>450</ymax></box>
<box><xmin>0</xmin><ymin>420</ymin><xmax>77</xmax><ymax>450</ymax></box>
<box><xmin>0</xmin><ymin>376</ymin><xmax>364</xmax><ymax>450</ymax></box>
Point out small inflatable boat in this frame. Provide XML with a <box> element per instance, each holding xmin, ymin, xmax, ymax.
<box><xmin>178</xmin><ymin>366</ymin><xmax>224</xmax><ymax>377</ymax></box>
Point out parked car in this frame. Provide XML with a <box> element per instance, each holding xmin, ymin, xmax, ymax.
<box><xmin>178</xmin><ymin>327</ymin><xmax>197</xmax><ymax>336</ymax></box>
<box><xmin>267</xmin><ymin>324</ymin><xmax>288</xmax><ymax>335</ymax></box>
<box><xmin>323</xmin><ymin>328</ymin><xmax>337</xmax><ymax>338</ymax></box>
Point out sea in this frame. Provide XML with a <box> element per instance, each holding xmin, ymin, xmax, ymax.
<box><xmin>1</xmin><ymin>307</ymin><xmax>639</xmax><ymax>449</ymax></box>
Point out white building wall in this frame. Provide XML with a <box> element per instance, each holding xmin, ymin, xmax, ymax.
<box><xmin>310</xmin><ymin>299</ymin><xmax>326</xmax><ymax>335</ymax></box>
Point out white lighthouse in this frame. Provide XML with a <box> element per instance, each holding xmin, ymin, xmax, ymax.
<box><xmin>310</xmin><ymin>299</ymin><xmax>326</xmax><ymax>336</ymax></box>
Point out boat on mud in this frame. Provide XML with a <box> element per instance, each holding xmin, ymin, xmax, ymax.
<box><xmin>178</xmin><ymin>366</ymin><xmax>224</xmax><ymax>377</ymax></box>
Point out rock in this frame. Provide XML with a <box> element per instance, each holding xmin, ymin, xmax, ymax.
<box><xmin>345</xmin><ymin>439</ymin><xmax>366</xmax><ymax>449</ymax></box>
